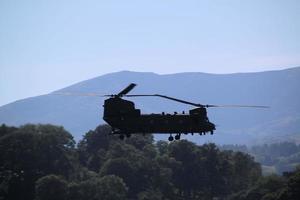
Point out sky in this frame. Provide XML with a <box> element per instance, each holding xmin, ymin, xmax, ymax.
<box><xmin>0</xmin><ymin>0</ymin><xmax>300</xmax><ymax>106</ymax></box>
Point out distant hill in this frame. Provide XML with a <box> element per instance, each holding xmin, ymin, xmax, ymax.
<box><xmin>1</xmin><ymin>67</ymin><xmax>300</xmax><ymax>144</ymax></box>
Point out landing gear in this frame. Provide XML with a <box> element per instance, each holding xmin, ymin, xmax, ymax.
<box><xmin>168</xmin><ymin>133</ymin><xmax>181</xmax><ymax>141</ymax></box>
<box><xmin>175</xmin><ymin>133</ymin><xmax>181</xmax><ymax>140</ymax></box>
<box><xmin>210</xmin><ymin>130</ymin><xmax>214</xmax><ymax>135</ymax></box>
<box><xmin>118</xmin><ymin>133</ymin><xmax>131</xmax><ymax>140</ymax></box>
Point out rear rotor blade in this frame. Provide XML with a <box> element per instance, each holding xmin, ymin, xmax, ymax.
<box><xmin>205</xmin><ymin>104</ymin><xmax>269</xmax><ymax>108</ymax></box>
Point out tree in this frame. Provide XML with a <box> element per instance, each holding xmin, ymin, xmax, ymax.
<box><xmin>100</xmin><ymin>141</ymin><xmax>162</xmax><ymax>198</ymax></box>
<box><xmin>95</xmin><ymin>175</ymin><xmax>128</xmax><ymax>200</ymax></box>
<box><xmin>154</xmin><ymin>155</ymin><xmax>180</xmax><ymax>199</ymax></box>
<box><xmin>156</xmin><ymin>141</ymin><xmax>168</xmax><ymax>155</ymax></box>
<box><xmin>100</xmin><ymin>158</ymin><xmax>136</xmax><ymax>186</ymax></box>
<box><xmin>278</xmin><ymin>166</ymin><xmax>300</xmax><ymax>200</ymax></box>
<box><xmin>0</xmin><ymin>124</ymin><xmax>17</xmax><ymax>138</ymax></box>
<box><xmin>77</xmin><ymin>125</ymin><xmax>116</xmax><ymax>171</ymax></box>
<box><xmin>6</xmin><ymin>123</ymin><xmax>297</xmax><ymax>200</ymax></box>
<box><xmin>68</xmin><ymin>175</ymin><xmax>128</xmax><ymax>200</ymax></box>
<box><xmin>167</xmin><ymin>140</ymin><xmax>199</xmax><ymax>197</ymax></box>
<box><xmin>125</xmin><ymin>134</ymin><xmax>154</xmax><ymax>151</ymax></box>
<box><xmin>137</xmin><ymin>189</ymin><xmax>163</xmax><ymax>200</ymax></box>
<box><xmin>35</xmin><ymin>175</ymin><xmax>67</xmax><ymax>200</ymax></box>
<box><xmin>229</xmin><ymin>175</ymin><xmax>286</xmax><ymax>200</ymax></box>
<box><xmin>231</xmin><ymin>151</ymin><xmax>261</xmax><ymax>191</ymax></box>
<box><xmin>0</xmin><ymin>124</ymin><xmax>76</xmax><ymax>200</ymax></box>
<box><xmin>286</xmin><ymin>170</ymin><xmax>300</xmax><ymax>199</ymax></box>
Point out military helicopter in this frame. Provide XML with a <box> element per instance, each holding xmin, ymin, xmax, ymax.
<box><xmin>101</xmin><ymin>83</ymin><xmax>268</xmax><ymax>141</ymax></box>
<box><xmin>55</xmin><ymin>83</ymin><xmax>268</xmax><ymax>141</ymax></box>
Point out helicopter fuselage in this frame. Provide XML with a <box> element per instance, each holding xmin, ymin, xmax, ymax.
<box><xmin>103</xmin><ymin>97</ymin><xmax>215</xmax><ymax>136</ymax></box>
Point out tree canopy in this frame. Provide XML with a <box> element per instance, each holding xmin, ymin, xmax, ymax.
<box><xmin>0</xmin><ymin>123</ymin><xmax>299</xmax><ymax>200</ymax></box>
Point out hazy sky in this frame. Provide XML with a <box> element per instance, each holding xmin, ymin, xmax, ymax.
<box><xmin>1</xmin><ymin>0</ymin><xmax>300</xmax><ymax>106</ymax></box>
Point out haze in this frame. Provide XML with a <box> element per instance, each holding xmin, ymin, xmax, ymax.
<box><xmin>1</xmin><ymin>0</ymin><xmax>300</xmax><ymax>106</ymax></box>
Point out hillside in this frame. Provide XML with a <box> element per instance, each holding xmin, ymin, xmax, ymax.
<box><xmin>1</xmin><ymin>67</ymin><xmax>300</xmax><ymax>144</ymax></box>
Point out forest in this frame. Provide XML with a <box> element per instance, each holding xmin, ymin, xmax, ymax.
<box><xmin>0</xmin><ymin>124</ymin><xmax>299</xmax><ymax>200</ymax></box>
<box><xmin>220</xmin><ymin>142</ymin><xmax>300</xmax><ymax>175</ymax></box>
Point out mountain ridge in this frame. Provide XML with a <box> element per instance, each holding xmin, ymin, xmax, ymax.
<box><xmin>1</xmin><ymin>66</ymin><xmax>300</xmax><ymax>144</ymax></box>
<box><xmin>4</xmin><ymin>66</ymin><xmax>300</xmax><ymax>106</ymax></box>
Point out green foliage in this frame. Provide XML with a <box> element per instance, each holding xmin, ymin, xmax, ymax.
<box><xmin>156</xmin><ymin>140</ymin><xmax>168</xmax><ymax>155</ymax></box>
<box><xmin>77</xmin><ymin>125</ymin><xmax>113</xmax><ymax>170</ymax></box>
<box><xmin>68</xmin><ymin>175</ymin><xmax>128</xmax><ymax>200</ymax></box>
<box><xmin>229</xmin><ymin>168</ymin><xmax>300</xmax><ymax>200</ymax></box>
<box><xmin>0</xmin><ymin>124</ymin><xmax>76</xmax><ymax>200</ymax></box>
<box><xmin>100</xmin><ymin>141</ymin><xmax>160</xmax><ymax>198</ymax></box>
<box><xmin>166</xmin><ymin>142</ymin><xmax>261</xmax><ymax>198</ymax></box>
<box><xmin>100</xmin><ymin>157</ymin><xmax>136</xmax><ymax>188</ymax></box>
<box><xmin>0</xmin><ymin>124</ymin><xmax>17</xmax><ymax>138</ymax></box>
<box><xmin>278</xmin><ymin>167</ymin><xmax>300</xmax><ymax>200</ymax></box>
<box><xmin>1</xmin><ymin>123</ymin><xmax>299</xmax><ymax>200</ymax></box>
<box><xmin>220</xmin><ymin>142</ymin><xmax>300</xmax><ymax>174</ymax></box>
<box><xmin>94</xmin><ymin>175</ymin><xmax>128</xmax><ymax>200</ymax></box>
<box><xmin>35</xmin><ymin>175</ymin><xmax>68</xmax><ymax>200</ymax></box>
<box><xmin>125</xmin><ymin>134</ymin><xmax>154</xmax><ymax>150</ymax></box>
<box><xmin>137</xmin><ymin>189</ymin><xmax>163</xmax><ymax>200</ymax></box>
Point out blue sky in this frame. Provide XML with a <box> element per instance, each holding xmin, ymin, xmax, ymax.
<box><xmin>0</xmin><ymin>0</ymin><xmax>300</xmax><ymax>106</ymax></box>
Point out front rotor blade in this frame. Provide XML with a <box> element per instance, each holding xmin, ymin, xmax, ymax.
<box><xmin>51</xmin><ymin>92</ymin><xmax>104</xmax><ymax>97</ymax></box>
<box><xmin>117</xmin><ymin>83</ymin><xmax>137</xmax><ymax>97</ymax></box>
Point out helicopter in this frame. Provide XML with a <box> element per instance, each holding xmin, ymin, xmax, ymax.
<box><xmin>54</xmin><ymin>83</ymin><xmax>268</xmax><ymax>141</ymax></box>
<box><xmin>101</xmin><ymin>83</ymin><xmax>268</xmax><ymax>141</ymax></box>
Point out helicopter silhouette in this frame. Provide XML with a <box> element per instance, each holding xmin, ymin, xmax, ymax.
<box><xmin>101</xmin><ymin>83</ymin><xmax>268</xmax><ymax>141</ymax></box>
<box><xmin>54</xmin><ymin>83</ymin><xmax>268</xmax><ymax>141</ymax></box>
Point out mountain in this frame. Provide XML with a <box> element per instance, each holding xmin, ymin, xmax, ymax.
<box><xmin>1</xmin><ymin>67</ymin><xmax>300</xmax><ymax>144</ymax></box>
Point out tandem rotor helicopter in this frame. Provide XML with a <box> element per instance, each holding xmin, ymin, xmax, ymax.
<box><xmin>55</xmin><ymin>83</ymin><xmax>268</xmax><ymax>141</ymax></box>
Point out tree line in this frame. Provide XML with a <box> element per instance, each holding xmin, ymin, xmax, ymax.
<box><xmin>220</xmin><ymin>142</ymin><xmax>300</xmax><ymax>175</ymax></box>
<box><xmin>0</xmin><ymin>124</ymin><xmax>299</xmax><ymax>200</ymax></box>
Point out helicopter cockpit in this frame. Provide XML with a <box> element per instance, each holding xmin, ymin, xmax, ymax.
<box><xmin>103</xmin><ymin>97</ymin><xmax>141</xmax><ymax>119</ymax></box>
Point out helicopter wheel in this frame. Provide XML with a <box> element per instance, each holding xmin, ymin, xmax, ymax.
<box><xmin>168</xmin><ymin>135</ymin><xmax>174</xmax><ymax>142</ymax></box>
<box><xmin>119</xmin><ymin>134</ymin><xmax>125</xmax><ymax>140</ymax></box>
<box><xmin>126</xmin><ymin>133</ymin><xmax>131</xmax><ymax>138</ymax></box>
<box><xmin>199</xmin><ymin>132</ymin><xmax>202</xmax><ymax>136</ymax></box>
<box><xmin>175</xmin><ymin>134</ymin><xmax>181</xmax><ymax>140</ymax></box>
<box><xmin>210</xmin><ymin>130</ymin><xmax>214</xmax><ymax>135</ymax></box>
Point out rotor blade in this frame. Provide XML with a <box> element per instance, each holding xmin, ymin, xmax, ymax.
<box><xmin>51</xmin><ymin>92</ymin><xmax>104</xmax><ymax>97</ymax></box>
<box><xmin>205</xmin><ymin>104</ymin><xmax>270</xmax><ymax>108</ymax></box>
<box><xmin>125</xmin><ymin>94</ymin><xmax>204</xmax><ymax>107</ymax></box>
<box><xmin>125</xmin><ymin>94</ymin><xmax>269</xmax><ymax>108</ymax></box>
<box><xmin>117</xmin><ymin>83</ymin><xmax>137</xmax><ymax>97</ymax></box>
